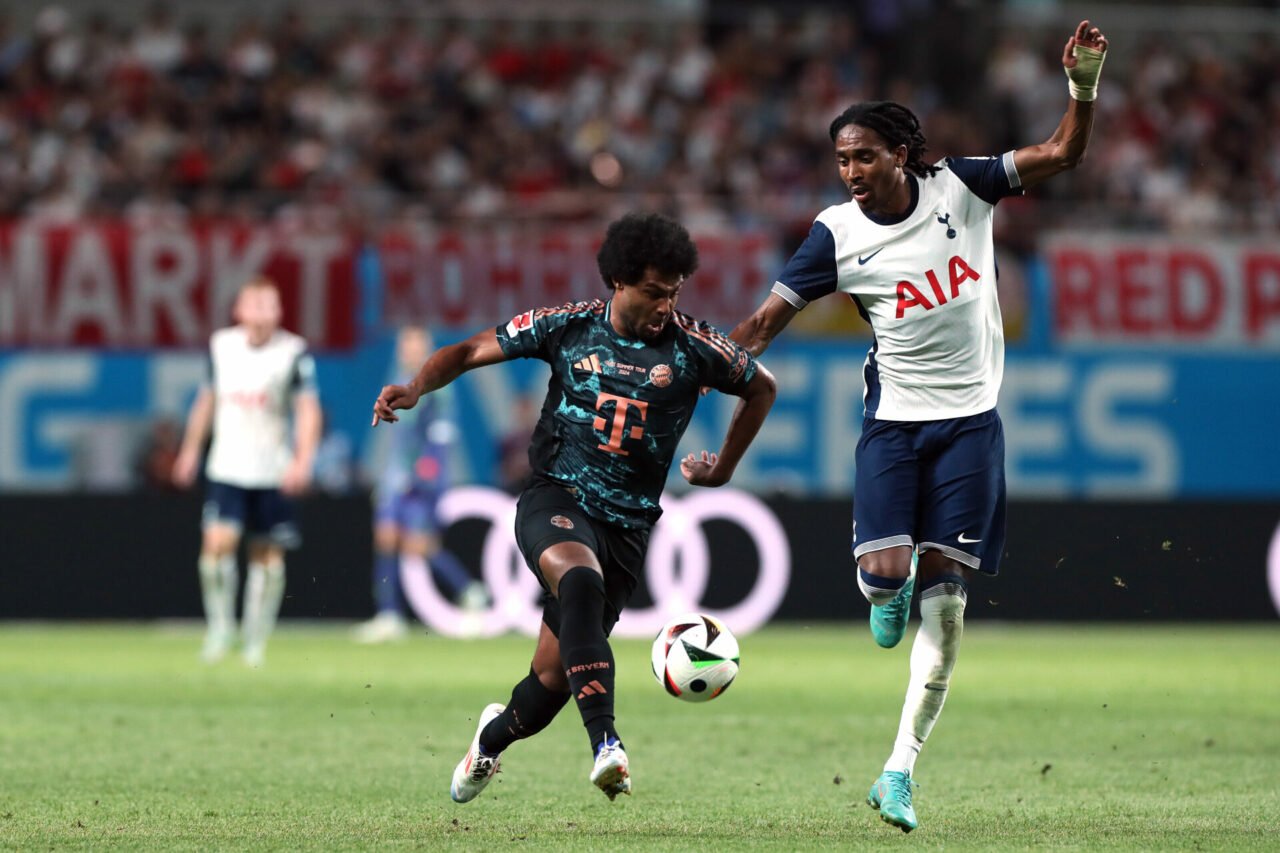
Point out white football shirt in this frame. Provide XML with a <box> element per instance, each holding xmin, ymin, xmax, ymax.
<box><xmin>204</xmin><ymin>326</ymin><xmax>318</xmax><ymax>488</ymax></box>
<box><xmin>772</xmin><ymin>153</ymin><xmax>1022</xmax><ymax>421</ymax></box>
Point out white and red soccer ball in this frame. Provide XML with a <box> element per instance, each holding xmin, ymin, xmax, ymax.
<box><xmin>650</xmin><ymin>613</ymin><xmax>740</xmax><ymax>702</ymax></box>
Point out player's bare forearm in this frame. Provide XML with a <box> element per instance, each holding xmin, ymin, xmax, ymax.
<box><xmin>702</xmin><ymin>366</ymin><xmax>777</xmax><ymax>486</ymax></box>
<box><xmin>410</xmin><ymin>332</ymin><xmax>502</xmax><ymax>394</ymax></box>
<box><xmin>1014</xmin><ymin>98</ymin><xmax>1095</xmax><ymax>188</ymax></box>
<box><xmin>729</xmin><ymin>294</ymin><xmax>798</xmax><ymax>358</ymax></box>
<box><xmin>373</xmin><ymin>328</ymin><xmax>507</xmax><ymax>425</ymax></box>
<box><xmin>173</xmin><ymin>388</ymin><xmax>214</xmax><ymax>486</ymax></box>
<box><xmin>1016</xmin><ymin>20</ymin><xmax>1107</xmax><ymax>189</ymax></box>
<box><xmin>292</xmin><ymin>392</ymin><xmax>322</xmax><ymax>472</ymax></box>
<box><xmin>178</xmin><ymin>388</ymin><xmax>214</xmax><ymax>454</ymax></box>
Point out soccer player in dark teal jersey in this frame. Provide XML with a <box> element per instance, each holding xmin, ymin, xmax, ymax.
<box><xmin>371</xmin><ymin>212</ymin><xmax>777</xmax><ymax>802</ymax></box>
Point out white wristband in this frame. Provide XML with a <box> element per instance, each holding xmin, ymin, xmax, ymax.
<box><xmin>1065</xmin><ymin>44</ymin><xmax>1106</xmax><ymax>102</ymax></box>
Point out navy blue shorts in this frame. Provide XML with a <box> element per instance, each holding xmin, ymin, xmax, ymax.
<box><xmin>852</xmin><ymin>409</ymin><xmax>1006</xmax><ymax>575</ymax></box>
<box><xmin>203</xmin><ymin>481</ymin><xmax>301</xmax><ymax>549</ymax></box>
<box><xmin>374</xmin><ymin>488</ymin><xmax>443</xmax><ymax>536</ymax></box>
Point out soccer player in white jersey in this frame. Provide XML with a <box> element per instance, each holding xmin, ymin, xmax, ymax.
<box><xmin>173</xmin><ymin>277</ymin><xmax>322</xmax><ymax>667</ymax></box>
<box><xmin>728</xmin><ymin>20</ymin><xmax>1108</xmax><ymax>833</ymax></box>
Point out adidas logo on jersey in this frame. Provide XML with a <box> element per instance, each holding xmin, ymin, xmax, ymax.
<box><xmin>574</xmin><ymin>354</ymin><xmax>603</xmax><ymax>373</ymax></box>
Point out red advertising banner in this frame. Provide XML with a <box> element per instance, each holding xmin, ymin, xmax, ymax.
<box><xmin>1047</xmin><ymin>236</ymin><xmax>1280</xmax><ymax>348</ymax></box>
<box><xmin>0</xmin><ymin>220</ymin><xmax>357</xmax><ymax>349</ymax></box>
<box><xmin>376</xmin><ymin>226</ymin><xmax>775</xmax><ymax>331</ymax></box>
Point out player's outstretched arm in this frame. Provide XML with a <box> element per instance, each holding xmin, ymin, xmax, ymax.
<box><xmin>172</xmin><ymin>386</ymin><xmax>214</xmax><ymax>488</ymax></box>
<box><xmin>728</xmin><ymin>293</ymin><xmax>800</xmax><ymax>358</ymax></box>
<box><xmin>682</xmin><ymin>364</ymin><xmax>777</xmax><ymax>487</ymax></box>
<box><xmin>1012</xmin><ymin>19</ymin><xmax>1108</xmax><ymax>189</ymax></box>
<box><xmin>372</xmin><ymin>327</ymin><xmax>508</xmax><ymax>426</ymax></box>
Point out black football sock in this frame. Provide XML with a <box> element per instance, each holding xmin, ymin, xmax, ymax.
<box><xmin>556</xmin><ymin>566</ymin><xmax>619</xmax><ymax>752</ymax></box>
<box><xmin>478</xmin><ymin>668</ymin><xmax>570</xmax><ymax>755</ymax></box>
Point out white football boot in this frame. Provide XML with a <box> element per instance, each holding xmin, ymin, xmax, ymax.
<box><xmin>589</xmin><ymin>738</ymin><xmax>631</xmax><ymax>800</ymax></box>
<box><xmin>450</xmin><ymin>703</ymin><xmax>505</xmax><ymax>803</ymax></box>
<box><xmin>352</xmin><ymin>611</ymin><xmax>409</xmax><ymax>644</ymax></box>
<box><xmin>199</xmin><ymin>625</ymin><xmax>233</xmax><ymax>664</ymax></box>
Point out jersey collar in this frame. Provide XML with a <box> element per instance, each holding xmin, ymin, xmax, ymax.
<box><xmin>861</xmin><ymin>174</ymin><xmax>919</xmax><ymax>226</ymax></box>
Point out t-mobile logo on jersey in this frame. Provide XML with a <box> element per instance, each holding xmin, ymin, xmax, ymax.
<box><xmin>895</xmin><ymin>255</ymin><xmax>981</xmax><ymax>318</ymax></box>
<box><xmin>593</xmin><ymin>392</ymin><xmax>648</xmax><ymax>456</ymax></box>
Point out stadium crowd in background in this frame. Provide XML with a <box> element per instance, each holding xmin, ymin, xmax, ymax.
<box><xmin>0</xmin><ymin>2</ymin><xmax>1275</xmax><ymax>237</ymax></box>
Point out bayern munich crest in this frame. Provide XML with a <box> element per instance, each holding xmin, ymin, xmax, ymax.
<box><xmin>649</xmin><ymin>364</ymin><xmax>673</xmax><ymax>387</ymax></box>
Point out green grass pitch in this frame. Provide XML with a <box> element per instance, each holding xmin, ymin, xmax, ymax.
<box><xmin>2</xmin><ymin>623</ymin><xmax>1277</xmax><ymax>850</ymax></box>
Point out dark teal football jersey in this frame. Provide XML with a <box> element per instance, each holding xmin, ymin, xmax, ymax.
<box><xmin>496</xmin><ymin>299</ymin><xmax>757</xmax><ymax>528</ymax></box>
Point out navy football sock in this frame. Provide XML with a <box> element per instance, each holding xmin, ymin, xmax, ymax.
<box><xmin>372</xmin><ymin>551</ymin><xmax>402</xmax><ymax>613</ymax></box>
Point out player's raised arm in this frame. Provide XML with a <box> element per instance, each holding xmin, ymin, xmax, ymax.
<box><xmin>1013</xmin><ymin>19</ymin><xmax>1108</xmax><ymax>189</ymax></box>
<box><xmin>372</xmin><ymin>327</ymin><xmax>508</xmax><ymax>426</ymax></box>
<box><xmin>682</xmin><ymin>363</ymin><xmax>777</xmax><ymax>487</ymax></box>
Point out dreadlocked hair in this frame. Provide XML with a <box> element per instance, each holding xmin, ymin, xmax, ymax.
<box><xmin>829</xmin><ymin>101</ymin><xmax>942</xmax><ymax>179</ymax></box>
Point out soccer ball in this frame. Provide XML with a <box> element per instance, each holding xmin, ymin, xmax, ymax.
<box><xmin>650</xmin><ymin>613</ymin><xmax>739</xmax><ymax>702</ymax></box>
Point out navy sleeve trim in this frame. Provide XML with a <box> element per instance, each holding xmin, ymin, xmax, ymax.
<box><xmin>777</xmin><ymin>220</ymin><xmax>838</xmax><ymax>303</ymax></box>
<box><xmin>945</xmin><ymin>153</ymin><xmax>1023</xmax><ymax>204</ymax></box>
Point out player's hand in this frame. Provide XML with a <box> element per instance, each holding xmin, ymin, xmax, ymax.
<box><xmin>1063</xmin><ymin>19</ymin><xmax>1107</xmax><ymax>67</ymax></box>
<box><xmin>371</xmin><ymin>383</ymin><xmax>421</xmax><ymax>426</ymax></box>
<box><xmin>171</xmin><ymin>449</ymin><xmax>199</xmax><ymax>489</ymax></box>
<box><xmin>681</xmin><ymin>450</ymin><xmax>726</xmax><ymax>487</ymax></box>
<box><xmin>281</xmin><ymin>458</ymin><xmax>312</xmax><ymax>495</ymax></box>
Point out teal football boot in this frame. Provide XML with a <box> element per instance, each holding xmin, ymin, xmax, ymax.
<box><xmin>867</xmin><ymin>769</ymin><xmax>918</xmax><ymax>833</ymax></box>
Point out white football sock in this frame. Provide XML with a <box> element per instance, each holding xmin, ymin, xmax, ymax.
<box><xmin>243</xmin><ymin>560</ymin><xmax>285</xmax><ymax>659</ymax></box>
<box><xmin>198</xmin><ymin>554</ymin><xmax>237</xmax><ymax>633</ymax></box>
<box><xmin>884</xmin><ymin>580</ymin><xmax>967</xmax><ymax>775</ymax></box>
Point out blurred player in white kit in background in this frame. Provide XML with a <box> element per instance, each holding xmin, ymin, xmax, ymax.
<box><xmin>173</xmin><ymin>276</ymin><xmax>321</xmax><ymax>666</ymax></box>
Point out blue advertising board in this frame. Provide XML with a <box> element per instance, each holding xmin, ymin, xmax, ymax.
<box><xmin>1</xmin><ymin>339</ymin><xmax>1276</xmax><ymax>498</ymax></box>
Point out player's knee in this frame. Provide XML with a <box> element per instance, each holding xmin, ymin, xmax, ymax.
<box><xmin>857</xmin><ymin>545</ymin><xmax>913</xmax><ymax>578</ymax></box>
<box><xmin>202</xmin><ymin>530</ymin><xmax>237</xmax><ymax>559</ymax></box>
<box><xmin>920</xmin><ymin>575</ymin><xmax>967</xmax><ymax>618</ymax></box>
<box><xmin>856</xmin><ymin>547</ymin><xmax>914</xmax><ymax>605</ymax></box>
<box><xmin>857</xmin><ymin>568</ymin><xmax>905</xmax><ymax>605</ymax></box>
<box><xmin>533</xmin><ymin>661</ymin><xmax>569</xmax><ymax>694</ymax></box>
<box><xmin>556</xmin><ymin>566</ymin><xmax>605</xmax><ymax>608</ymax></box>
<box><xmin>401</xmin><ymin>532</ymin><xmax>436</xmax><ymax>558</ymax></box>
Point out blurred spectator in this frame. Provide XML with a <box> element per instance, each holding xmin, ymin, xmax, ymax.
<box><xmin>135</xmin><ymin>416</ymin><xmax>183</xmax><ymax>492</ymax></box>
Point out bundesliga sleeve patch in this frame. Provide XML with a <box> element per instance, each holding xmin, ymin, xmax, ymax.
<box><xmin>505</xmin><ymin>310</ymin><xmax>534</xmax><ymax>337</ymax></box>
